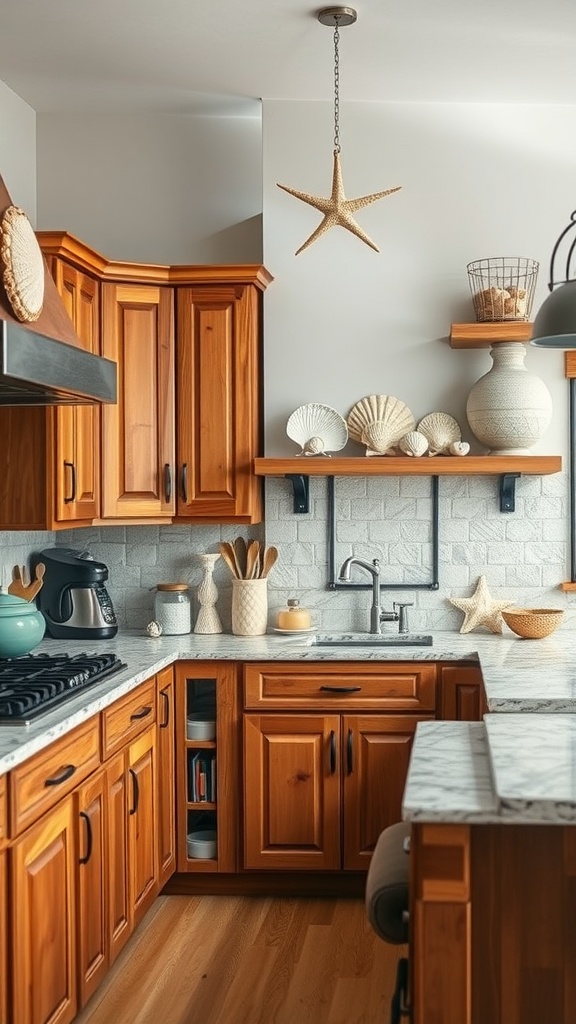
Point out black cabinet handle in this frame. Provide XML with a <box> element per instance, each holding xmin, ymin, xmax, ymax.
<box><xmin>347</xmin><ymin>728</ymin><xmax>353</xmax><ymax>774</ymax></box>
<box><xmin>320</xmin><ymin>685</ymin><xmax>361</xmax><ymax>693</ymax></box>
<box><xmin>164</xmin><ymin>463</ymin><xmax>172</xmax><ymax>503</ymax></box>
<box><xmin>63</xmin><ymin>461</ymin><xmax>76</xmax><ymax>503</ymax></box>
<box><xmin>129</xmin><ymin>768</ymin><xmax>139</xmax><ymax>815</ymax></box>
<box><xmin>130</xmin><ymin>706</ymin><xmax>152</xmax><ymax>721</ymax></box>
<box><xmin>79</xmin><ymin>810</ymin><xmax>93</xmax><ymax>865</ymax></box>
<box><xmin>160</xmin><ymin>690</ymin><xmax>170</xmax><ymax>729</ymax></box>
<box><xmin>44</xmin><ymin>763</ymin><xmax>76</xmax><ymax>787</ymax></box>
<box><xmin>180</xmin><ymin>463</ymin><xmax>188</xmax><ymax>503</ymax></box>
<box><xmin>391</xmin><ymin>957</ymin><xmax>410</xmax><ymax>1023</ymax></box>
<box><xmin>329</xmin><ymin>730</ymin><xmax>336</xmax><ymax>774</ymax></box>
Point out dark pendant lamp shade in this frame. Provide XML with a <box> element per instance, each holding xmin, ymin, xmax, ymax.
<box><xmin>531</xmin><ymin>211</ymin><xmax>576</xmax><ymax>348</ymax></box>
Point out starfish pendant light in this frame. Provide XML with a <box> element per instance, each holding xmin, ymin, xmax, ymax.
<box><xmin>277</xmin><ymin>7</ymin><xmax>401</xmax><ymax>255</ymax></box>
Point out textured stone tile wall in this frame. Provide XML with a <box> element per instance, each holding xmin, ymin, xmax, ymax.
<box><xmin>0</xmin><ymin>469</ymin><xmax>571</xmax><ymax>634</ymax></box>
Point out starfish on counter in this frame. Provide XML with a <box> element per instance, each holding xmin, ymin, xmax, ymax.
<box><xmin>448</xmin><ymin>575</ymin><xmax>514</xmax><ymax>635</ymax></box>
<box><xmin>277</xmin><ymin>150</ymin><xmax>401</xmax><ymax>255</ymax></box>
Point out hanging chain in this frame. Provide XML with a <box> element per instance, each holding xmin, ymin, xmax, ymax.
<box><xmin>333</xmin><ymin>17</ymin><xmax>341</xmax><ymax>153</ymax></box>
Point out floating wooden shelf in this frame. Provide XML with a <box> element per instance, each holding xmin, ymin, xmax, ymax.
<box><xmin>254</xmin><ymin>456</ymin><xmax>562</xmax><ymax>514</ymax></box>
<box><xmin>450</xmin><ymin>322</ymin><xmax>533</xmax><ymax>348</ymax></box>
<box><xmin>254</xmin><ymin>456</ymin><xmax>561</xmax><ymax>478</ymax></box>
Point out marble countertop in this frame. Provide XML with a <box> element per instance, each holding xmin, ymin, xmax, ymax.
<box><xmin>1</xmin><ymin>626</ymin><xmax>576</xmax><ymax>792</ymax></box>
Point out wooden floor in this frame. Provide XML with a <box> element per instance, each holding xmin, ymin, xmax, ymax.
<box><xmin>74</xmin><ymin>895</ymin><xmax>406</xmax><ymax>1024</ymax></box>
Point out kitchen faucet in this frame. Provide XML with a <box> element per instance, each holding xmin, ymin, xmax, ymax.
<box><xmin>338</xmin><ymin>557</ymin><xmax>412</xmax><ymax>634</ymax></box>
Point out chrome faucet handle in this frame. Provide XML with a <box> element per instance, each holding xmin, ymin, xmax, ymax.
<box><xmin>393</xmin><ymin>601</ymin><xmax>414</xmax><ymax>634</ymax></box>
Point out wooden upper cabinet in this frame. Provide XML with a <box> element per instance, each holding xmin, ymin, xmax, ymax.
<box><xmin>176</xmin><ymin>277</ymin><xmax>267</xmax><ymax>523</ymax></box>
<box><xmin>49</xmin><ymin>260</ymin><xmax>101</xmax><ymax>524</ymax></box>
<box><xmin>101</xmin><ymin>282</ymin><xmax>175</xmax><ymax>519</ymax></box>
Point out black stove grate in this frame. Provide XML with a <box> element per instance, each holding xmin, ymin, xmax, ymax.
<box><xmin>0</xmin><ymin>652</ymin><xmax>127</xmax><ymax>726</ymax></box>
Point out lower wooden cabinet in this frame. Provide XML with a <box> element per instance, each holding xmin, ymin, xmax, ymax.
<box><xmin>157</xmin><ymin>667</ymin><xmax>176</xmax><ymax>888</ymax></box>
<box><xmin>244</xmin><ymin>712</ymin><xmax>431</xmax><ymax>871</ymax></box>
<box><xmin>0</xmin><ymin>773</ymin><xmax>7</xmax><ymax>1024</ymax></box>
<box><xmin>11</xmin><ymin>796</ymin><xmax>77</xmax><ymax>1024</ymax></box>
<box><xmin>439</xmin><ymin>665</ymin><xmax>487</xmax><ymax>721</ymax></box>
<box><xmin>75</xmin><ymin>769</ymin><xmax>108</xmax><ymax>1009</ymax></box>
<box><xmin>106</xmin><ymin>749</ymin><xmax>131</xmax><ymax>965</ymax></box>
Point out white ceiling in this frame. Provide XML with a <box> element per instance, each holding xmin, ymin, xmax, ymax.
<box><xmin>2</xmin><ymin>0</ymin><xmax>576</xmax><ymax>116</ymax></box>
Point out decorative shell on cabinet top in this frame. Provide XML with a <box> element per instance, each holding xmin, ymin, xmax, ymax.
<box><xmin>286</xmin><ymin>404</ymin><xmax>348</xmax><ymax>456</ymax></box>
<box><xmin>347</xmin><ymin>395</ymin><xmax>415</xmax><ymax>456</ymax></box>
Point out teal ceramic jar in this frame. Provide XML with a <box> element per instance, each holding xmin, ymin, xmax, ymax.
<box><xmin>0</xmin><ymin>592</ymin><xmax>46</xmax><ymax>658</ymax></box>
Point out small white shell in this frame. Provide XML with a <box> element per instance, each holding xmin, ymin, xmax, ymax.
<box><xmin>347</xmin><ymin>395</ymin><xmax>415</xmax><ymax>452</ymax></box>
<box><xmin>417</xmin><ymin>412</ymin><xmax>461</xmax><ymax>455</ymax></box>
<box><xmin>146</xmin><ymin>620</ymin><xmax>163</xmax><ymax>637</ymax></box>
<box><xmin>286</xmin><ymin>404</ymin><xmax>348</xmax><ymax>456</ymax></box>
<box><xmin>448</xmin><ymin>441</ymin><xmax>470</xmax><ymax>456</ymax></box>
<box><xmin>398</xmin><ymin>430</ymin><xmax>429</xmax><ymax>457</ymax></box>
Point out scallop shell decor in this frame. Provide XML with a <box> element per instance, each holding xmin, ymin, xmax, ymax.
<box><xmin>417</xmin><ymin>412</ymin><xmax>461</xmax><ymax>456</ymax></box>
<box><xmin>0</xmin><ymin>205</ymin><xmax>45</xmax><ymax>322</ymax></box>
<box><xmin>286</xmin><ymin>403</ymin><xmax>348</xmax><ymax>456</ymax></box>
<box><xmin>347</xmin><ymin>395</ymin><xmax>415</xmax><ymax>456</ymax></box>
<box><xmin>398</xmin><ymin>430</ymin><xmax>429</xmax><ymax>457</ymax></box>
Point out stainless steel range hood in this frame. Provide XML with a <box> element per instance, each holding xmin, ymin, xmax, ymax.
<box><xmin>0</xmin><ymin>173</ymin><xmax>117</xmax><ymax>406</ymax></box>
<box><xmin>0</xmin><ymin>320</ymin><xmax>117</xmax><ymax>405</ymax></box>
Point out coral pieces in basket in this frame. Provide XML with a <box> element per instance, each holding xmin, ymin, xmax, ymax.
<box><xmin>449</xmin><ymin>575</ymin><xmax>514</xmax><ymax>634</ymax></box>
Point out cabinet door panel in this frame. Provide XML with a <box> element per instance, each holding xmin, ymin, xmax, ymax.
<box><xmin>11</xmin><ymin>797</ymin><xmax>77</xmax><ymax>1024</ymax></box>
<box><xmin>101</xmin><ymin>283</ymin><xmax>175</xmax><ymax>518</ymax></box>
<box><xmin>128</xmin><ymin>725</ymin><xmax>158</xmax><ymax>926</ymax></box>
<box><xmin>52</xmin><ymin>263</ymin><xmax>100</xmax><ymax>523</ymax></box>
<box><xmin>106</xmin><ymin>751</ymin><xmax>131</xmax><ymax>966</ymax></box>
<box><xmin>157</xmin><ymin>668</ymin><xmax>176</xmax><ymax>887</ymax></box>
<box><xmin>244</xmin><ymin>713</ymin><xmax>340</xmax><ymax>870</ymax></box>
<box><xmin>76</xmin><ymin>770</ymin><xmax>107</xmax><ymax>1008</ymax></box>
<box><xmin>0</xmin><ymin>850</ymin><xmax>6</xmax><ymax>1024</ymax></box>
<box><xmin>343</xmin><ymin>714</ymin><xmax>431</xmax><ymax>871</ymax></box>
<box><xmin>176</xmin><ymin>284</ymin><xmax>262</xmax><ymax>522</ymax></box>
<box><xmin>440</xmin><ymin>666</ymin><xmax>487</xmax><ymax>721</ymax></box>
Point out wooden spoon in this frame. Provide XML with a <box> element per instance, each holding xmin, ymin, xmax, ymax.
<box><xmin>233</xmin><ymin>537</ymin><xmax>247</xmax><ymax>579</ymax></box>
<box><xmin>245</xmin><ymin>540</ymin><xmax>261</xmax><ymax>580</ymax></box>
<box><xmin>218</xmin><ymin>542</ymin><xmax>241</xmax><ymax>579</ymax></box>
<box><xmin>260</xmin><ymin>546</ymin><xmax>279</xmax><ymax>578</ymax></box>
<box><xmin>27</xmin><ymin>563</ymin><xmax>46</xmax><ymax>602</ymax></box>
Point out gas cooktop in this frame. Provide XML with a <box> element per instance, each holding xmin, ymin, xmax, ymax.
<box><xmin>0</xmin><ymin>652</ymin><xmax>127</xmax><ymax>726</ymax></box>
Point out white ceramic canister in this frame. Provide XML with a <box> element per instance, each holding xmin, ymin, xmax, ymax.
<box><xmin>154</xmin><ymin>583</ymin><xmax>191</xmax><ymax>635</ymax></box>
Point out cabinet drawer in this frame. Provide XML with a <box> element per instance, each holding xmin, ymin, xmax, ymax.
<box><xmin>244</xmin><ymin>662</ymin><xmax>437</xmax><ymax>711</ymax></box>
<box><xmin>0</xmin><ymin>773</ymin><xmax>6</xmax><ymax>846</ymax></box>
<box><xmin>9</xmin><ymin>717</ymin><xmax>101</xmax><ymax>837</ymax></box>
<box><xmin>102</xmin><ymin>680</ymin><xmax>156</xmax><ymax>760</ymax></box>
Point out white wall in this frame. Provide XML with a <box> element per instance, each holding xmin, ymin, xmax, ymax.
<box><xmin>262</xmin><ymin>100</ymin><xmax>576</xmax><ymax>458</ymax></box>
<box><xmin>0</xmin><ymin>80</ymin><xmax>36</xmax><ymax>216</ymax></box>
<box><xmin>36</xmin><ymin>113</ymin><xmax>263</xmax><ymax>264</ymax></box>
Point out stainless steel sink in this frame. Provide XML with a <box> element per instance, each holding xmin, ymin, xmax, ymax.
<box><xmin>310</xmin><ymin>633</ymin><xmax>433</xmax><ymax>647</ymax></box>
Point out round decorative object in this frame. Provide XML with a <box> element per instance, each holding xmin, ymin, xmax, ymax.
<box><xmin>146</xmin><ymin>620</ymin><xmax>163</xmax><ymax>637</ymax></box>
<box><xmin>286</xmin><ymin>403</ymin><xmax>348</xmax><ymax>456</ymax></box>
<box><xmin>398</xmin><ymin>431</ymin><xmax>429</xmax><ymax>457</ymax></box>
<box><xmin>0</xmin><ymin>591</ymin><xmax>46</xmax><ymax>657</ymax></box>
<box><xmin>347</xmin><ymin>395</ymin><xmax>415</xmax><ymax>455</ymax></box>
<box><xmin>466</xmin><ymin>343</ymin><xmax>552</xmax><ymax>454</ymax></box>
<box><xmin>501</xmin><ymin>608</ymin><xmax>564</xmax><ymax>639</ymax></box>
<box><xmin>0</xmin><ymin>205</ymin><xmax>45</xmax><ymax>322</ymax></box>
<box><xmin>448</xmin><ymin>441</ymin><xmax>470</xmax><ymax>456</ymax></box>
<box><xmin>417</xmin><ymin>412</ymin><xmax>461</xmax><ymax>456</ymax></box>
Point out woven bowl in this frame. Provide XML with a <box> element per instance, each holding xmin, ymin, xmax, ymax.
<box><xmin>501</xmin><ymin>607</ymin><xmax>564</xmax><ymax>639</ymax></box>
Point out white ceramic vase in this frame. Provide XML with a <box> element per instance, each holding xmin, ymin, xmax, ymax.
<box><xmin>231</xmin><ymin>578</ymin><xmax>268</xmax><ymax>636</ymax></box>
<box><xmin>466</xmin><ymin>343</ymin><xmax>552</xmax><ymax>454</ymax></box>
<box><xmin>193</xmin><ymin>553</ymin><xmax>223</xmax><ymax>634</ymax></box>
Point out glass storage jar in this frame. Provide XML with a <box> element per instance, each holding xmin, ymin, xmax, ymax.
<box><xmin>154</xmin><ymin>583</ymin><xmax>191</xmax><ymax>635</ymax></box>
<box><xmin>276</xmin><ymin>598</ymin><xmax>312</xmax><ymax>631</ymax></box>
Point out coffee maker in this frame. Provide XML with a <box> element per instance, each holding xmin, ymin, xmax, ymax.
<box><xmin>33</xmin><ymin>547</ymin><xmax>118</xmax><ymax>639</ymax></box>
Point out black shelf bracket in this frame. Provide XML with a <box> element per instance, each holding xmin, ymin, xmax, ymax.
<box><xmin>499</xmin><ymin>473</ymin><xmax>521</xmax><ymax>513</ymax></box>
<box><xmin>285</xmin><ymin>473</ymin><xmax>310</xmax><ymax>514</ymax></box>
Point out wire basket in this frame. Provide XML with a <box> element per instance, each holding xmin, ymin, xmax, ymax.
<box><xmin>467</xmin><ymin>257</ymin><xmax>539</xmax><ymax>322</ymax></box>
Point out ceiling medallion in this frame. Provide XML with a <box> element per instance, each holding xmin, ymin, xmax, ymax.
<box><xmin>277</xmin><ymin>7</ymin><xmax>402</xmax><ymax>255</ymax></box>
